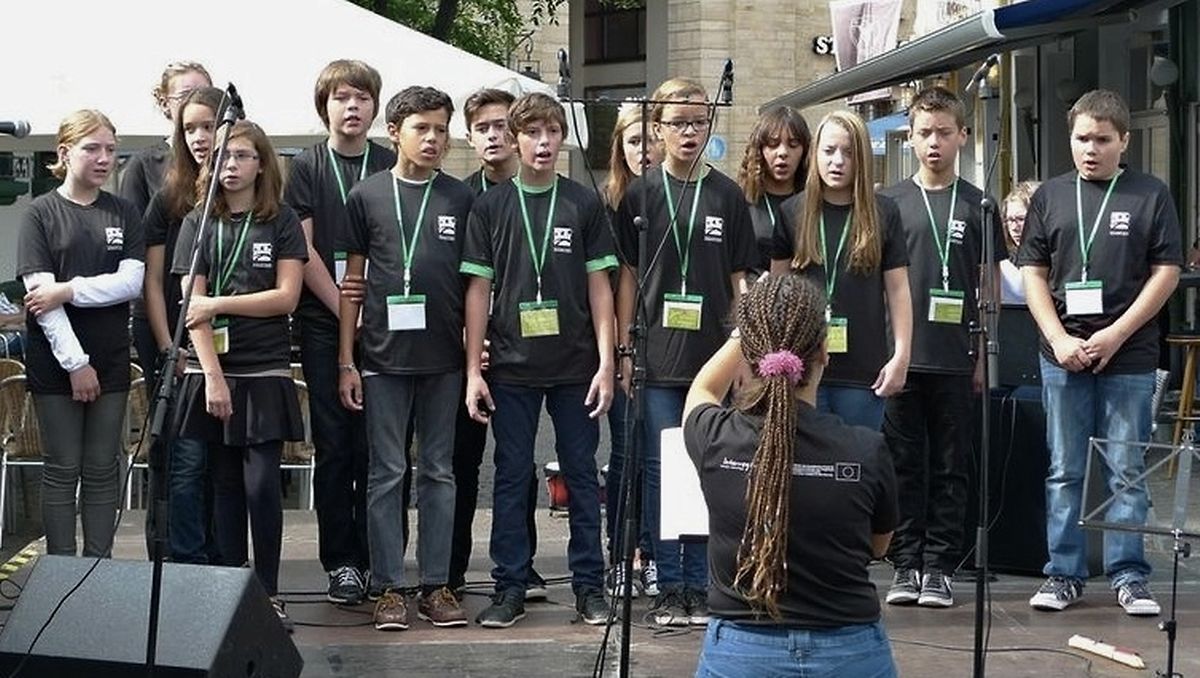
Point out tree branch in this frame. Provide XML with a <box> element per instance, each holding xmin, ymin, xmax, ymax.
<box><xmin>431</xmin><ymin>0</ymin><xmax>459</xmax><ymax>39</ymax></box>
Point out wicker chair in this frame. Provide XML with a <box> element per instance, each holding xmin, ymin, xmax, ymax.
<box><xmin>0</xmin><ymin>359</ymin><xmax>24</xmax><ymax>383</ymax></box>
<box><xmin>0</xmin><ymin>374</ymin><xmax>42</xmax><ymax>548</ymax></box>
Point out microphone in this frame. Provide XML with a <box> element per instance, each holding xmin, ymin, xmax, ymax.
<box><xmin>719</xmin><ymin>60</ymin><xmax>734</xmax><ymax>105</ymax></box>
<box><xmin>222</xmin><ymin>83</ymin><xmax>245</xmax><ymax>124</ymax></box>
<box><xmin>0</xmin><ymin>120</ymin><xmax>31</xmax><ymax>138</ymax></box>
<box><xmin>557</xmin><ymin>49</ymin><xmax>571</xmax><ymax>100</ymax></box>
<box><xmin>964</xmin><ymin>53</ymin><xmax>1000</xmax><ymax>93</ymax></box>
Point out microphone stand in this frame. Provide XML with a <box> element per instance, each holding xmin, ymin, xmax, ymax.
<box><xmin>967</xmin><ymin>65</ymin><xmax>1002</xmax><ymax>678</ymax></box>
<box><xmin>143</xmin><ymin>85</ymin><xmax>243</xmax><ymax>677</ymax></box>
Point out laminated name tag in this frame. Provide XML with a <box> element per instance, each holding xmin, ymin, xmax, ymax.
<box><xmin>827</xmin><ymin>317</ymin><xmax>849</xmax><ymax>354</ymax></box>
<box><xmin>1065</xmin><ymin>280</ymin><xmax>1104</xmax><ymax>316</ymax></box>
<box><xmin>334</xmin><ymin>251</ymin><xmax>347</xmax><ymax>285</ymax></box>
<box><xmin>387</xmin><ymin>294</ymin><xmax>427</xmax><ymax>331</ymax></box>
<box><xmin>211</xmin><ymin>317</ymin><xmax>230</xmax><ymax>355</ymax></box>
<box><xmin>663</xmin><ymin>293</ymin><xmax>703</xmax><ymax>331</ymax></box>
<box><xmin>519</xmin><ymin>300</ymin><xmax>560</xmax><ymax>337</ymax></box>
<box><xmin>928</xmin><ymin>289</ymin><xmax>965</xmax><ymax>324</ymax></box>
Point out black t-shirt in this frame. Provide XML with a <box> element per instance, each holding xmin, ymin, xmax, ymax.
<box><xmin>172</xmin><ymin>205</ymin><xmax>308</xmax><ymax>374</ymax></box>
<box><xmin>748</xmin><ymin>191</ymin><xmax>794</xmax><ymax>275</ymax></box>
<box><xmin>881</xmin><ymin>178</ymin><xmax>1005</xmax><ymax>374</ymax></box>
<box><xmin>283</xmin><ymin>140</ymin><xmax>396</xmax><ymax>321</ymax></box>
<box><xmin>143</xmin><ymin>190</ymin><xmax>189</xmax><ymax>339</ymax></box>
<box><xmin>771</xmin><ymin>193</ymin><xmax>909</xmax><ymax>386</ymax></box>
<box><xmin>684</xmin><ymin>401</ymin><xmax>897</xmax><ymax>628</ymax></box>
<box><xmin>16</xmin><ymin>190</ymin><xmax>146</xmax><ymax>395</ymax></box>
<box><xmin>1015</xmin><ymin>169</ymin><xmax>1182</xmax><ymax>373</ymax></box>
<box><xmin>615</xmin><ymin>167</ymin><xmax>757</xmax><ymax>385</ymax></box>
<box><xmin>341</xmin><ymin>171</ymin><xmax>473</xmax><ymax>375</ymax></box>
<box><xmin>121</xmin><ymin>140</ymin><xmax>170</xmax><ymax>320</ymax></box>
<box><xmin>461</xmin><ymin>176</ymin><xmax>617</xmax><ymax>386</ymax></box>
<box><xmin>463</xmin><ymin>168</ymin><xmax>505</xmax><ymax>197</ymax></box>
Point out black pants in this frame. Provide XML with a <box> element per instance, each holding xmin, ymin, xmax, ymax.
<box><xmin>299</xmin><ymin>316</ymin><xmax>370</xmax><ymax>573</ymax></box>
<box><xmin>447</xmin><ymin>382</ymin><xmax>539</xmax><ymax>590</ymax></box>
<box><xmin>882</xmin><ymin>371</ymin><xmax>972</xmax><ymax>573</ymax></box>
<box><xmin>211</xmin><ymin>441</ymin><xmax>283</xmax><ymax>596</ymax></box>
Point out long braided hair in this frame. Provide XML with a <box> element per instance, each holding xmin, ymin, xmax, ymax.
<box><xmin>733</xmin><ymin>273</ymin><xmax>826</xmax><ymax>619</ymax></box>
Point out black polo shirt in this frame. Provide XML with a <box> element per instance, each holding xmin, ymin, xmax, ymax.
<box><xmin>121</xmin><ymin>140</ymin><xmax>170</xmax><ymax>321</ymax></box>
<box><xmin>684</xmin><ymin>401</ymin><xmax>897</xmax><ymax>627</ymax></box>
<box><xmin>615</xmin><ymin>166</ymin><xmax>757</xmax><ymax>386</ymax></box>
<box><xmin>771</xmin><ymin>193</ymin><xmax>909</xmax><ymax>387</ymax></box>
<box><xmin>143</xmin><ymin>190</ymin><xmax>189</xmax><ymax>340</ymax></box>
<box><xmin>283</xmin><ymin>140</ymin><xmax>396</xmax><ymax>322</ymax></box>
<box><xmin>341</xmin><ymin>171</ymin><xmax>473</xmax><ymax>375</ymax></box>
<box><xmin>461</xmin><ymin>176</ymin><xmax>618</xmax><ymax>386</ymax></box>
<box><xmin>748</xmin><ymin>191</ymin><xmax>795</xmax><ymax>275</ymax></box>
<box><xmin>1015</xmin><ymin>169</ymin><xmax>1182</xmax><ymax>373</ymax></box>
<box><xmin>17</xmin><ymin>190</ymin><xmax>146</xmax><ymax>395</ymax></box>
<box><xmin>463</xmin><ymin>168</ymin><xmax>505</xmax><ymax>197</ymax></box>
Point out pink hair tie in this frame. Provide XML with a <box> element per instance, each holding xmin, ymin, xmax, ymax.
<box><xmin>757</xmin><ymin>350</ymin><xmax>805</xmax><ymax>385</ymax></box>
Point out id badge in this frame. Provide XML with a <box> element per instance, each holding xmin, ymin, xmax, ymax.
<box><xmin>211</xmin><ymin>317</ymin><xmax>230</xmax><ymax>355</ymax></box>
<box><xmin>387</xmin><ymin>294</ymin><xmax>427</xmax><ymax>331</ymax></box>
<box><xmin>928</xmin><ymin>289</ymin><xmax>965</xmax><ymax>324</ymax></box>
<box><xmin>1065</xmin><ymin>280</ymin><xmax>1104</xmax><ymax>316</ymax></box>
<box><xmin>519</xmin><ymin>300</ymin><xmax>560</xmax><ymax>337</ymax></box>
<box><xmin>827</xmin><ymin>317</ymin><xmax>849</xmax><ymax>354</ymax></box>
<box><xmin>663</xmin><ymin>293</ymin><xmax>703</xmax><ymax>331</ymax></box>
<box><xmin>334</xmin><ymin>251</ymin><xmax>347</xmax><ymax>285</ymax></box>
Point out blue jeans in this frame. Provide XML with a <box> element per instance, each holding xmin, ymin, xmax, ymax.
<box><xmin>697</xmin><ymin>619</ymin><xmax>897</xmax><ymax>678</ymax></box>
<box><xmin>1040</xmin><ymin>356</ymin><xmax>1153</xmax><ymax>587</ymax></box>
<box><xmin>604</xmin><ymin>388</ymin><xmax>653</xmax><ymax>559</ymax></box>
<box><xmin>817</xmin><ymin>385</ymin><xmax>885</xmax><ymax>430</ymax></box>
<box><xmin>644</xmin><ymin>385</ymin><xmax>707</xmax><ymax>590</ymax></box>
<box><xmin>169</xmin><ymin>437</ymin><xmax>209</xmax><ymax>563</ymax></box>
<box><xmin>490</xmin><ymin>382</ymin><xmax>604</xmax><ymax>594</ymax></box>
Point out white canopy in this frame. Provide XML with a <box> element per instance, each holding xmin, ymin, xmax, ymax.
<box><xmin>1</xmin><ymin>0</ymin><xmax>586</xmax><ymax>151</ymax></box>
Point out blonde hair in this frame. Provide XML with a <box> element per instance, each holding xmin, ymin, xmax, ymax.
<box><xmin>791</xmin><ymin>111</ymin><xmax>881</xmax><ymax>275</ymax></box>
<box><xmin>605</xmin><ymin>101</ymin><xmax>659</xmax><ymax>208</ymax></box>
<box><xmin>1002</xmin><ymin>180</ymin><xmax>1041</xmax><ymax>254</ymax></box>
<box><xmin>152</xmin><ymin>61</ymin><xmax>212</xmax><ymax>111</ymax></box>
<box><xmin>48</xmin><ymin>110</ymin><xmax>117</xmax><ymax>180</ymax></box>
<box><xmin>650</xmin><ymin>77</ymin><xmax>708</xmax><ymax>122</ymax></box>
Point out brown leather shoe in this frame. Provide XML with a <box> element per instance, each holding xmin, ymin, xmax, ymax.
<box><xmin>373</xmin><ymin>590</ymin><xmax>409</xmax><ymax>631</ymax></box>
<box><xmin>418</xmin><ymin>586</ymin><xmax>468</xmax><ymax>627</ymax></box>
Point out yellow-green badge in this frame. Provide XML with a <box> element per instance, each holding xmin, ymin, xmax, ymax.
<box><xmin>519</xmin><ymin>300</ymin><xmax>560</xmax><ymax>337</ymax></box>
<box><xmin>211</xmin><ymin>317</ymin><xmax>230</xmax><ymax>355</ymax></box>
<box><xmin>387</xmin><ymin>294</ymin><xmax>427</xmax><ymax>331</ymax></box>
<box><xmin>928</xmin><ymin>289</ymin><xmax>965</xmax><ymax>324</ymax></box>
<box><xmin>1065</xmin><ymin>280</ymin><xmax>1104</xmax><ymax>316</ymax></box>
<box><xmin>663</xmin><ymin>293</ymin><xmax>703</xmax><ymax>331</ymax></box>
<box><xmin>827</xmin><ymin>316</ymin><xmax>849</xmax><ymax>354</ymax></box>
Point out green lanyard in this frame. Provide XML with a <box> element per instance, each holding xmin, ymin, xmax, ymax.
<box><xmin>327</xmin><ymin>143</ymin><xmax>371</xmax><ymax>205</ymax></box>
<box><xmin>762</xmin><ymin>194</ymin><xmax>777</xmax><ymax>228</ymax></box>
<box><xmin>213</xmin><ymin>213</ymin><xmax>253</xmax><ymax>296</ymax></box>
<box><xmin>514</xmin><ymin>175</ymin><xmax>560</xmax><ymax>302</ymax></box>
<box><xmin>1075</xmin><ymin>170</ymin><xmax>1122</xmax><ymax>282</ymax></box>
<box><xmin>661</xmin><ymin>164</ymin><xmax>705</xmax><ymax>295</ymax></box>
<box><xmin>916</xmin><ymin>177</ymin><xmax>959</xmax><ymax>291</ymax></box>
<box><xmin>391</xmin><ymin>175</ymin><xmax>435</xmax><ymax>296</ymax></box>
<box><xmin>818</xmin><ymin>210</ymin><xmax>851</xmax><ymax>316</ymax></box>
<box><xmin>480</xmin><ymin>170</ymin><xmax>489</xmax><ymax>194</ymax></box>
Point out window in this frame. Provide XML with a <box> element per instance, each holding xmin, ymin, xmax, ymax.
<box><xmin>584</xmin><ymin>0</ymin><xmax>646</xmax><ymax>64</ymax></box>
<box><xmin>583</xmin><ymin>85</ymin><xmax>646</xmax><ymax>171</ymax></box>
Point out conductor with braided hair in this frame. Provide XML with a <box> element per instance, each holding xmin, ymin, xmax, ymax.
<box><xmin>682</xmin><ymin>272</ymin><xmax>899</xmax><ymax>677</ymax></box>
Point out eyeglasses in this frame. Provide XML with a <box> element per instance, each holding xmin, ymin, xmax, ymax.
<box><xmin>225</xmin><ymin>151</ymin><xmax>260</xmax><ymax>164</ymax></box>
<box><xmin>658</xmin><ymin>118</ymin><xmax>711</xmax><ymax>134</ymax></box>
<box><xmin>1004</xmin><ymin>215</ymin><xmax>1026</xmax><ymax>225</ymax></box>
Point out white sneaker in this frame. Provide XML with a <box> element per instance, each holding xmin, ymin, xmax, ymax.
<box><xmin>1116</xmin><ymin>581</ymin><xmax>1161</xmax><ymax>616</ymax></box>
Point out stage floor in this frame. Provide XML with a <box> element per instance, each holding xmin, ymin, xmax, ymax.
<box><xmin>0</xmin><ymin>509</ymin><xmax>1195</xmax><ymax>677</ymax></box>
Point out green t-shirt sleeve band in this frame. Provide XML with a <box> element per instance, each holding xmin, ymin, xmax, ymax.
<box><xmin>459</xmin><ymin>261</ymin><xmax>495</xmax><ymax>279</ymax></box>
<box><xmin>586</xmin><ymin>254</ymin><xmax>619</xmax><ymax>273</ymax></box>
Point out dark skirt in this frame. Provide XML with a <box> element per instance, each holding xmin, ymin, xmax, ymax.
<box><xmin>176</xmin><ymin>374</ymin><xmax>303</xmax><ymax>446</ymax></box>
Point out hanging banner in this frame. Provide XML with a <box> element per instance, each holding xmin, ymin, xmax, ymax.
<box><xmin>830</xmin><ymin>0</ymin><xmax>905</xmax><ymax>104</ymax></box>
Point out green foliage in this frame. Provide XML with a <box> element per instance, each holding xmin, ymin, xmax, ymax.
<box><xmin>353</xmin><ymin>0</ymin><xmax>528</xmax><ymax>65</ymax></box>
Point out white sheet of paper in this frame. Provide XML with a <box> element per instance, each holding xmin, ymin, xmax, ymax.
<box><xmin>659</xmin><ymin>426</ymin><xmax>709</xmax><ymax>539</ymax></box>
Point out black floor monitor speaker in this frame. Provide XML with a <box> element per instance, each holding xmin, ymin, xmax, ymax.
<box><xmin>0</xmin><ymin>556</ymin><xmax>302</xmax><ymax>677</ymax></box>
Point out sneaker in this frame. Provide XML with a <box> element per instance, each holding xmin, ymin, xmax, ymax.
<box><xmin>373</xmin><ymin>590</ymin><xmax>409</xmax><ymax>631</ymax></box>
<box><xmin>525</xmin><ymin>569</ymin><xmax>548</xmax><ymax>602</ymax></box>
<box><xmin>606</xmin><ymin>563</ymin><xmax>638</xmax><ymax>599</ymax></box>
<box><xmin>684</xmin><ymin>587</ymin><xmax>710</xmax><ymax>626</ymax></box>
<box><xmin>640</xmin><ymin>560</ymin><xmax>660</xmax><ymax>598</ymax></box>
<box><xmin>886</xmin><ymin>567</ymin><xmax>921</xmax><ymax>605</ymax></box>
<box><xmin>917</xmin><ymin>570</ymin><xmax>954</xmax><ymax>608</ymax></box>
<box><xmin>327</xmin><ymin>565</ymin><xmax>366</xmax><ymax>605</ymax></box>
<box><xmin>418</xmin><ymin>586</ymin><xmax>469</xmax><ymax>627</ymax></box>
<box><xmin>271</xmin><ymin>597</ymin><xmax>294</xmax><ymax>634</ymax></box>
<box><xmin>651</xmin><ymin>588</ymin><xmax>689</xmax><ymax>627</ymax></box>
<box><xmin>576</xmin><ymin>587</ymin><xmax>609</xmax><ymax>625</ymax></box>
<box><xmin>1029</xmin><ymin>576</ymin><xmax>1084</xmax><ymax>611</ymax></box>
<box><xmin>1116</xmin><ymin>581</ymin><xmax>1161</xmax><ymax>616</ymax></box>
<box><xmin>476</xmin><ymin>589</ymin><xmax>526</xmax><ymax>628</ymax></box>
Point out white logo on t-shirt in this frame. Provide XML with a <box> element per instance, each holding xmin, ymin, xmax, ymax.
<box><xmin>437</xmin><ymin>215</ymin><xmax>456</xmax><ymax>241</ymax></box>
<box><xmin>251</xmin><ymin>242</ymin><xmax>273</xmax><ymax>268</ymax></box>
<box><xmin>553</xmin><ymin>226</ymin><xmax>573</xmax><ymax>253</ymax></box>
<box><xmin>105</xmin><ymin>227</ymin><xmax>124</xmax><ymax>251</ymax></box>
<box><xmin>704</xmin><ymin>216</ymin><xmax>724</xmax><ymax>243</ymax></box>
<box><xmin>1109</xmin><ymin>211</ymin><xmax>1131</xmax><ymax>236</ymax></box>
<box><xmin>948</xmin><ymin>219</ymin><xmax>967</xmax><ymax>245</ymax></box>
